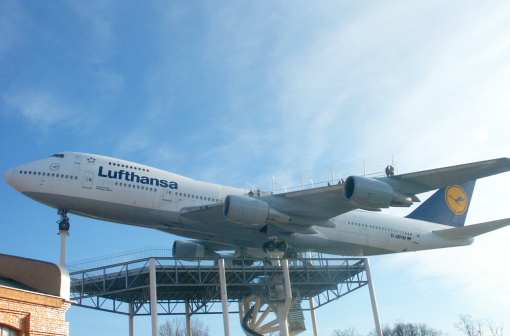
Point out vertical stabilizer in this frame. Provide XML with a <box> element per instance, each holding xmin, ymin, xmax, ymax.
<box><xmin>406</xmin><ymin>181</ymin><xmax>476</xmax><ymax>227</ymax></box>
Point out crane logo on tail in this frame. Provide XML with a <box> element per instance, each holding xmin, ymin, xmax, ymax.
<box><xmin>445</xmin><ymin>185</ymin><xmax>468</xmax><ymax>215</ymax></box>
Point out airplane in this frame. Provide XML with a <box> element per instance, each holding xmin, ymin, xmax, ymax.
<box><xmin>4</xmin><ymin>152</ymin><xmax>510</xmax><ymax>259</ymax></box>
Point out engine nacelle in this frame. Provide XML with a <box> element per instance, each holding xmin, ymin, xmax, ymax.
<box><xmin>172</xmin><ymin>240</ymin><xmax>218</xmax><ymax>259</ymax></box>
<box><xmin>344</xmin><ymin>176</ymin><xmax>412</xmax><ymax>209</ymax></box>
<box><xmin>224</xmin><ymin>195</ymin><xmax>290</xmax><ymax>225</ymax></box>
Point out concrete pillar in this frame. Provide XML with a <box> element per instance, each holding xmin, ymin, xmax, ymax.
<box><xmin>365</xmin><ymin>258</ymin><xmax>382</xmax><ymax>336</ymax></box>
<box><xmin>149</xmin><ymin>258</ymin><xmax>158</xmax><ymax>336</ymax></box>
<box><xmin>218</xmin><ymin>258</ymin><xmax>231</xmax><ymax>336</ymax></box>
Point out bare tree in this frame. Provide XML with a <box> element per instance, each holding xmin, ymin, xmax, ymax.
<box><xmin>332</xmin><ymin>327</ymin><xmax>362</xmax><ymax>336</ymax></box>
<box><xmin>365</xmin><ymin>323</ymin><xmax>441</xmax><ymax>336</ymax></box>
<box><xmin>456</xmin><ymin>315</ymin><xmax>483</xmax><ymax>336</ymax></box>
<box><xmin>159</xmin><ymin>318</ymin><xmax>209</xmax><ymax>336</ymax></box>
<box><xmin>455</xmin><ymin>315</ymin><xmax>504</xmax><ymax>336</ymax></box>
<box><xmin>487</xmin><ymin>323</ymin><xmax>504</xmax><ymax>336</ymax></box>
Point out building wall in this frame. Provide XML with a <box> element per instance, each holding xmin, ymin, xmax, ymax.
<box><xmin>0</xmin><ymin>286</ymin><xmax>70</xmax><ymax>336</ymax></box>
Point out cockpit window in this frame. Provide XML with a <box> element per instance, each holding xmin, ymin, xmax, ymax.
<box><xmin>51</xmin><ymin>153</ymin><xmax>65</xmax><ymax>158</ymax></box>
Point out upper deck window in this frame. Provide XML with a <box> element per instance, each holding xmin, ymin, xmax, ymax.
<box><xmin>51</xmin><ymin>154</ymin><xmax>65</xmax><ymax>158</ymax></box>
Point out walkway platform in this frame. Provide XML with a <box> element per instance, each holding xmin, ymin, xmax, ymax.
<box><xmin>69</xmin><ymin>257</ymin><xmax>368</xmax><ymax>316</ymax></box>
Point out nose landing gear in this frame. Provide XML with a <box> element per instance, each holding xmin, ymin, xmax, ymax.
<box><xmin>57</xmin><ymin>209</ymin><xmax>70</xmax><ymax>231</ymax></box>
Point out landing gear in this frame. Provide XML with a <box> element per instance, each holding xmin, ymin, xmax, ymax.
<box><xmin>57</xmin><ymin>209</ymin><xmax>70</xmax><ymax>231</ymax></box>
<box><xmin>262</xmin><ymin>239</ymin><xmax>288</xmax><ymax>259</ymax></box>
<box><xmin>57</xmin><ymin>209</ymin><xmax>69</xmax><ymax>268</ymax></box>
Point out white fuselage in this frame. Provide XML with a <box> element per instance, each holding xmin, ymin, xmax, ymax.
<box><xmin>4</xmin><ymin>152</ymin><xmax>472</xmax><ymax>256</ymax></box>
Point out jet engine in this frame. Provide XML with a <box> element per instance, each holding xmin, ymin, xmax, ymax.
<box><xmin>224</xmin><ymin>195</ymin><xmax>291</xmax><ymax>225</ymax></box>
<box><xmin>344</xmin><ymin>176</ymin><xmax>413</xmax><ymax>209</ymax></box>
<box><xmin>172</xmin><ymin>240</ymin><xmax>218</xmax><ymax>259</ymax></box>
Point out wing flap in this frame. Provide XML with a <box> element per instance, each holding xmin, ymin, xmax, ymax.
<box><xmin>433</xmin><ymin>218</ymin><xmax>510</xmax><ymax>240</ymax></box>
<box><xmin>180</xmin><ymin>204</ymin><xmax>225</xmax><ymax>223</ymax></box>
<box><xmin>267</xmin><ymin>184</ymin><xmax>356</xmax><ymax>220</ymax></box>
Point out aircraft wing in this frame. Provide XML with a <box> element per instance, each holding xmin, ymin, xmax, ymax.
<box><xmin>265</xmin><ymin>157</ymin><xmax>510</xmax><ymax>221</ymax></box>
<box><xmin>377</xmin><ymin>157</ymin><xmax>510</xmax><ymax>196</ymax></box>
<box><xmin>181</xmin><ymin>158</ymin><xmax>510</xmax><ymax>232</ymax></box>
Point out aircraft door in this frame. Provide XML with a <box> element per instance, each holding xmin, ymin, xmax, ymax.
<box><xmin>413</xmin><ymin>233</ymin><xmax>421</xmax><ymax>246</ymax></box>
<box><xmin>72</xmin><ymin>153</ymin><xmax>82</xmax><ymax>175</ymax></box>
<box><xmin>82</xmin><ymin>171</ymin><xmax>94</xmax><ymax>189</ymax></box>
<box><xmin>160</xmin><ymin>189</ymin><xmax>178</xmax><ymax>211</ymax></box>
<box><xmin>81</xmin><ymin>155</ymin><xmax>96</xmax><ymax>190</ymax></box>
<box><xmin>39</xmin><ymin>172</ymin><xmax>47</xmax><ymax>189</ymax></box>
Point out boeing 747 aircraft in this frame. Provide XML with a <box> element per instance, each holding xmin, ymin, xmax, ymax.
<box><xmin>4</xmin><ymin>152</ymin><xmax>510</xmax><ymax>258</ymax></box>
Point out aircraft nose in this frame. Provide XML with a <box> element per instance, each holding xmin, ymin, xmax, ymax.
<box><xmin>4</xmin><ymin>169</ymin><xmax>15</xmax><ymax>188</ymax></box>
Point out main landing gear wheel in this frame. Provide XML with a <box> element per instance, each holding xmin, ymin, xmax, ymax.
<box><xmin>262</xmin><ymin>240</ymin><xmax>288</xmax><ymax>255</ymax></box>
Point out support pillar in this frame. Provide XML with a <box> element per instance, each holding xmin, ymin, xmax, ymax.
<box><xmin>238</xmin><ymin>300</ymin><xmax>245</xmax><ymax>327</ymax></box>
<box><xmin>59</xmin><ymin>230</ymin><xmax>69</xmax><ymax>268</ymax></box>
<box><xmin>129</xmin><ymin>303</ymin><xmax>135</xmax><ymax>336</ymax></box>
<box><xmin>185</xmin><ymin>300</ymin><xmax>192</xmax><ymax>336</ymax></box>
<box><xmin>149</xmin><ymin>258</ymin><xmax>158</xmax><ymax>336</ymax></box>
<box><xmin>218</xmin><ymin>258</ymin><xmax>231</xmax><ymax>336</ymax></box>
<box><xmin>309</xmin><ymin>297</ymin><xmax>318</xmax><ymax>336</ymax></box>
<box><xmin>365</xmin><ymin>258</ymin><xmax>382</xmax><ymax>336</ymax></box>
<box><xmin>277</xmin><ymin>258</ymin><xmax>292</xmax><ymax>336</ymax></box>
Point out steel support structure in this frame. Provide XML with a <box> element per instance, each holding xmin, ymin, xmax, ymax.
<box><xmin>276</xmin><ymin>259</ymin><xmax>292</xmax><ymax>336</ymax></box>
<box><xmin>149</xmin><ymin>258</ymin><xmax>158</xmax><ymax>336</ymax></box>
<box><xmin>185</xmin><ymin>300</ymin><xmax>192</xmax><ymax>336</ymax></box>
<box><xmin>365</xmin><ymin>258</ymin><xmax>382</xmax><ymax>336</ymax></box>
<box><xmin>309</xmin><ymin>298</ymin><xmax>318</xmax><ymax>336</ymax></box>
<box><xmin>129</xmin><ymin>303</ymin><xmax>135</xmax><ymax>336</ymax></box>
<box><xmin>218</xmin><ymin>258</ymin><xmax>231</xmax><ymax>336</ymax></box>
<box><xmin>69</xmin><ymin>256</ymin><xmax>374</xmax><ymax>336</ymax></box>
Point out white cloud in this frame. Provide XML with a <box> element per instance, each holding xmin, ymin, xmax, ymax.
<box><xmin>2</xmin><ymin>89</ymin><xmax>76</xmax><ymax>128</ymax></box>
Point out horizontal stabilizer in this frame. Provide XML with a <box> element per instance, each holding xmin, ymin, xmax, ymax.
<box><xmin>433</xmin><ymin>218</ymin><xmax>510</xmax><ymax>240</ymax></box>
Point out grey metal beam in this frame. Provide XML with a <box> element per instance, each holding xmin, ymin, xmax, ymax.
<box><xmin>218</xmin><ymin>258</ymin><xmax>231</xmax><ymax>336</ymax></box>
<box><xmin>149</xmin><ymin>258</ymin><xmax>158</xmax><ymax>336</ymax></box>
<box><xmin>364</xmin><ymin>258</ymin><xmax>382</xmax><ymax>336</ymax></box>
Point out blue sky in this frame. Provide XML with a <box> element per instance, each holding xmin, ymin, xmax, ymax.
<box><xmin>1</xmin><ymin>1</ymin><xmax>510</xmax><ymax>335</ymax></box>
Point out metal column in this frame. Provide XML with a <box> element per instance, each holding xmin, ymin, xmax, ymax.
<box><xmin>218</xmin><ymin>258</ymin><xmax>231</xmax><ymax>336</ymax></box>
<box><xmin>277</xmin><ymin>259</ymin><xmax>292</xmax><ymax>336</ymax></box>
<box><xmin>309</xmin><ymin>297</ymin><xmax>318</xmax><ymax>336</ymax></box>
<box><xmin>238</xmin><ymin>300</ymin><xmax>245</xmax><ymax>327</ymax></box>
<box><xmin>59</xmin><ymin>230</ymin><xmax>69</xmax><ymax>268</ymax></box>
<box><xmin>149</xmin><ymin>258</ymin><xmax>158</xmax><ymax>336</ymax></box>
<box><xmin>365</xmin><ymin>258</ymin><xmax>382</xmax><ymax>336</ymax></box>
<box><xmin>128</xmin><ymin>303</ymin><xmax>135</xmax><ymax>336</ymax></box>
<box><xmin>185</xmin><ymin>300</ymin><xmax>192</xmax><ymax>336</ymax></box>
